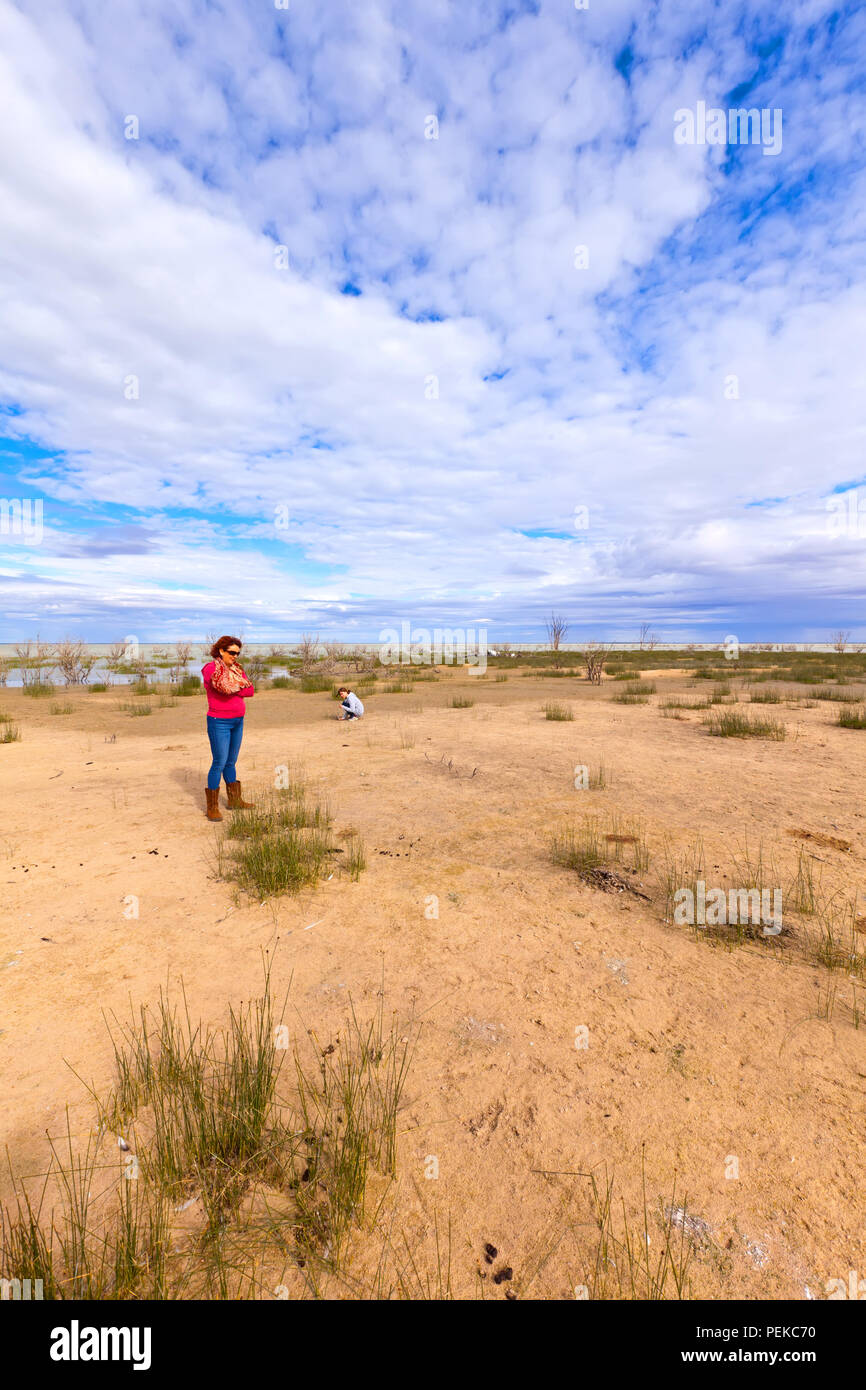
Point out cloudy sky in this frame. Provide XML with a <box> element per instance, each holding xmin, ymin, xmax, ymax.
<box><xmin>1</xmin><ymin>0</ymin><xmax>864</xmax><ymax>643</ymax></box>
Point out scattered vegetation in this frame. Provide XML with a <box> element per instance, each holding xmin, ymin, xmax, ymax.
<box><xmin>703</xmin><ymin>711</ymin><xmax>786</xmax><ymax>740</ymax></box>
<box><xmin>543</xmin><ymin>701</ymin><xmax>574</xmax><ymax>721</ymax></box>
<box><xmin>0</xmin><ymin>971</ymin><xmax>415</xmax><ymax>1298</ymax></box>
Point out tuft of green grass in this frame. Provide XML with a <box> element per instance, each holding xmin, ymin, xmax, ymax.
<box><xmin>703</xmin><ymin>710</ymin><xmax>785</xmax><ymax>739</ymax></box>
<box><xmin>788</xmin><ymin>849</ymin><xmax>818</xmax><ymax>916</ymax></box>
<box><xmin>605</xmin><ymin>814</ymin><xmax>651</xmax><ymax>873</ymax></box>
<box><xmin>23</xmin><ymin>681</ymin><xmax>56</xmax><ymax>698</ymax></box>
<box><xmin>814</xmin><ymin>687</ymin><xmax>859</xmax><ymax>702</ymax></box>
<box><xmin>550</xmin><ymin>818</ymin><xmax>605</xmax><ymax>880</ymax></box>
<box><xmin>749</xmin><ymin>689</ymin><xmax>780</xmax><ymax>704</ymax></box>
<box><xmin>173</xmin><ymin>674</ymin><xmax>202</xmax><ymax>696</ymax></box>
<box><xmin>611</xmin><ymin>691</ymin><xmax>648</xmax><ymax>705</ymax></box>
<box><xmin>344</xmin><ymin>832</ymin><xmax>367</xmax><ymax>881</ymax></box>
<box><xmin>8</xmin><ymin>974</ymin><xmax>411</xmax><ymax>1302</ymax></box>
<box><xmin>582</xmin><ymin>1156</ymin><xmax>694</xmax><ymax>1300</ymax></box>
<box><xmin>88</xmin><ymin>682</ymin><xmax>109</xmax><ymax>693</ymax></box>
<box><xmin>117</xmin><ymin>701</ymin><xmax>153</xmax><ymax>716</ymax></box>
<box><xmin>656</xmin><ymin>837</ymin><xmax>705</xmax><ymax>925</ymax></box>
<box><xmin>837</xmin><ymin>706</ymin><xmax>866</xmax><ymax>729</ymax></box>
<box><xmin>269</xmin><ymin>676</ymin><xmax>292</xmax><ymax>688</ymax></box>
<box><xmin>543</xmin><ymin>701</ymin><xmax>574</xmax><ymax>721</ymax></box>
<box><xmin>449</xmin><ymin>695</ymin><xmax>474</xmax><ymax>708</ymax></box>
<box><xmin>50</xmin><ymin>702</ymin><xmax>73</xmax><ymax>715</ymax></box>
<box><xmin>216</xmin><ymin>776</ymin><xmax>354</xmax><ymax>900</ymax></box>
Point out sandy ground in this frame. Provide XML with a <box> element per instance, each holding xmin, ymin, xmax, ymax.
<box><xmin>2</xmin><ymin>670</ymin><xmax>865</xmax><ymax>1299</ymax></box>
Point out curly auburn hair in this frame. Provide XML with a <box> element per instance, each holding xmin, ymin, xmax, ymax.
<box><xmin>209</xmin><ymin>635</ymin><xmax>243</xmax><ymax>660</ymax></box>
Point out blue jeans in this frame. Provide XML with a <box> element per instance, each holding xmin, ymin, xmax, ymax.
<box><xmin>206</xmin><ymin>715</ymin><xmax>244</xmax><ymax>789</ymax></box>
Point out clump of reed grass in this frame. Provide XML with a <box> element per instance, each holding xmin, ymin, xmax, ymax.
<box><xmin>23</xmin><ymin>681</ymin><xmax>55</xmax><ymax>698</ymax></box>
<box><xmin>173</xmin><ymin>674</ymin><xmax>201</xmax><ymax>696</ymax></box>
<box><xmin>50</xmin><ymin>702</ymin><xmax>73</xmax><ymax>715</ymax></box>
<box><xmin>0</xmin><ymin>716</ymin><xmax>21</xmax><ymax>742</ymax></box>
<box><xmin>216</xmin><ymin>775</ymin><xmax>359</xmax><ymax>899</ymax></box>
<box><xmin>805</xmin><ymin>895</ymin><xmax>866</xmax><ymax>980</ymax></box>
<box><xmin>611</xmin><ymin>691</ymin><xmax>648</xmax><ymax>705</ymax></box>
<box><xmin>588</xmin><ymin>759</ymin><xmax>609</xmax><ymax>789</ymax></box>
<box><xmin>703</xmin><ymin>710</ymin><xmax>785</xmax><ymax>739</ymax></box>
<box><xmin>550</xmin><ymin>818</ymin><xmax>605</xmax><ymax>880</ymax></box>
<box><xmin>655</xmin><ymin>837</ymin><xmax>705</xmax><ymax>924</ymax></box>
<box><xmin>1</xmin><ymin>968</ymin><xmax>423</xmax><ymax>1299</ymax></box>
<box><xmin>543</xmin><ymin>701</ymin><xmax>574</xmax><ymax>721</ymax></box>
<box><xmin>605</xmin><ymin>814</ymin><xmax>651</xmax><ymax>873</ymax></box>
<box><xmin>814</xmin><ymin>687</ymin><xmax>859</xmax><ymax>703</ymax></box>
<box><xmin>449</xmin><ymin>695</ymin><xmax>474</xmax><ymax>708</ymax></box>
<box><xmin>117</xmin><ymin>701</ymin><xmax>153</xmax><ymax>716</ymax></box>
<box><xmin>292</xmin><ymin>995</ymin><xmax>414</xmax><ymax>1263</ymax></box>
<box><xmin>88</xmin><ymin>682</ymin><xmax>109</xmax><ymax>693</ymax></box>
<box><xmin>788</xmin><ymin>848</ymin><xmax>818</xmax><ymax>915</ymax></box>
<box><xmin>343</xmin><ymin>833</ymin><xmax>366</xmax><ymax>881</ymax></box>
<box><xmin>838</xmin><ymin>706</ymin><xmax>866</xmax><ymax>729</ymax></box>
<box><xmin>581</xmin><ymin>1155</ymin><xmax>693</xmax><ymax>1300</ymax></box>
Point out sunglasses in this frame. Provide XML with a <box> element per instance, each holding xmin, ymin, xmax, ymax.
<box><xmin>225</xmin><ymin>648</ymin><xmax>241</xmax><ymax>656</ymax></box>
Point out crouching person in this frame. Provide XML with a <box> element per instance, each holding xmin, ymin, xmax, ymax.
<box><xmin>337</xmin><ymin>686</ymin><xmax>364</xmax><ymax>720</ymax></box>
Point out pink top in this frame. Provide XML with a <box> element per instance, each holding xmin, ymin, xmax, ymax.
<box><xmin>201</xmin><ymin>662</ymin><xmax>255</xmax><ymax>719</ymax></box>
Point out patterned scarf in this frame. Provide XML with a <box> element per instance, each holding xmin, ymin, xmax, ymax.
<box><xmin>210</xmin><ymin>658</ymin><xmax>249</xmax><ymax>695</ymax></box>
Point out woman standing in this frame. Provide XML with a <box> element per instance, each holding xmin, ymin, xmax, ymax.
<box><xmin>201</xmin><ymin>636</ymin><xmax>255</xmax><ymax>821</ymax></box>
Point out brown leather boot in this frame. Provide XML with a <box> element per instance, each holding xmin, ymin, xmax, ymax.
<box><xmin>225</xmin><ymin>781</ymin><xmax>253</xmax><ymax>809</ymax></box>
<box><xmin>205</xmin><ymin>787</ymin><xmax>223</xmax><ymax>821</ymax></box>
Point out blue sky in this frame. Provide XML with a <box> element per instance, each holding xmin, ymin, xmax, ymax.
<box><xmin>0</xmin><ymin>0</ymin><xmax>864</xmax><ymax>642</ymax></box>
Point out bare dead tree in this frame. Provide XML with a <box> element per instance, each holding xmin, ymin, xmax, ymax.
<box><xmin>169</xmin><ymin>641</ymin><xmax>192</xmax><ymax>683</ymax></box>
<box><xmin>296</xmin><ymin>632</ymin><xmax>320</xmax><ymax>673</ymax></box>
<box><xmin>831</xmin><ymin>630</ymin><xmax>850</xmax><ymax>654</ymax></box>
<box><xmin>546</xmin><ymin>613</ymin><xmax>569</xmax><ymax>650</ymax></box>
<box><xmin>639</xmin><ymin>623</ymin><xmax>657</xmax><ymax>651</ymax></box>
<box><xmin>106</xmin><ymin>640</ymin><xmax>127</xmax><ymax>671</ymax></box>
<box><xmin>56</xmin><ymin>637</ymin><xmax>96</xmax><ymax>685</ymax></box>
<box><xmin>14</xmin><ymin>636</ymin><xmax>55</xmax><ymax>686</ymax></box>
<box><xmin>320</xmin><ymin>641</ymin><xmax>346</xmax><ymax>674</ymax></box>
<box><xmin>583</xmin><ymin>641</ymin><xmax>607</xmax><ymax>684</ymax></box>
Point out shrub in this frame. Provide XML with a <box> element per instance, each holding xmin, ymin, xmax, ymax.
<box><xmin>704</xmin><ymin>711</ymin><xmax>785</xmax><ymax>740</ymax></box>
<box><xmin>543</xmin><ymin>702</ymin><xmax>574</xmax><ymax>721</ymax></box>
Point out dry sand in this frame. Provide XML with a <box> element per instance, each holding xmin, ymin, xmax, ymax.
<box><xmin>2</xmin><ymin>670</ymin><xmax>865</xmax><ymax>1298</ymax></box>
